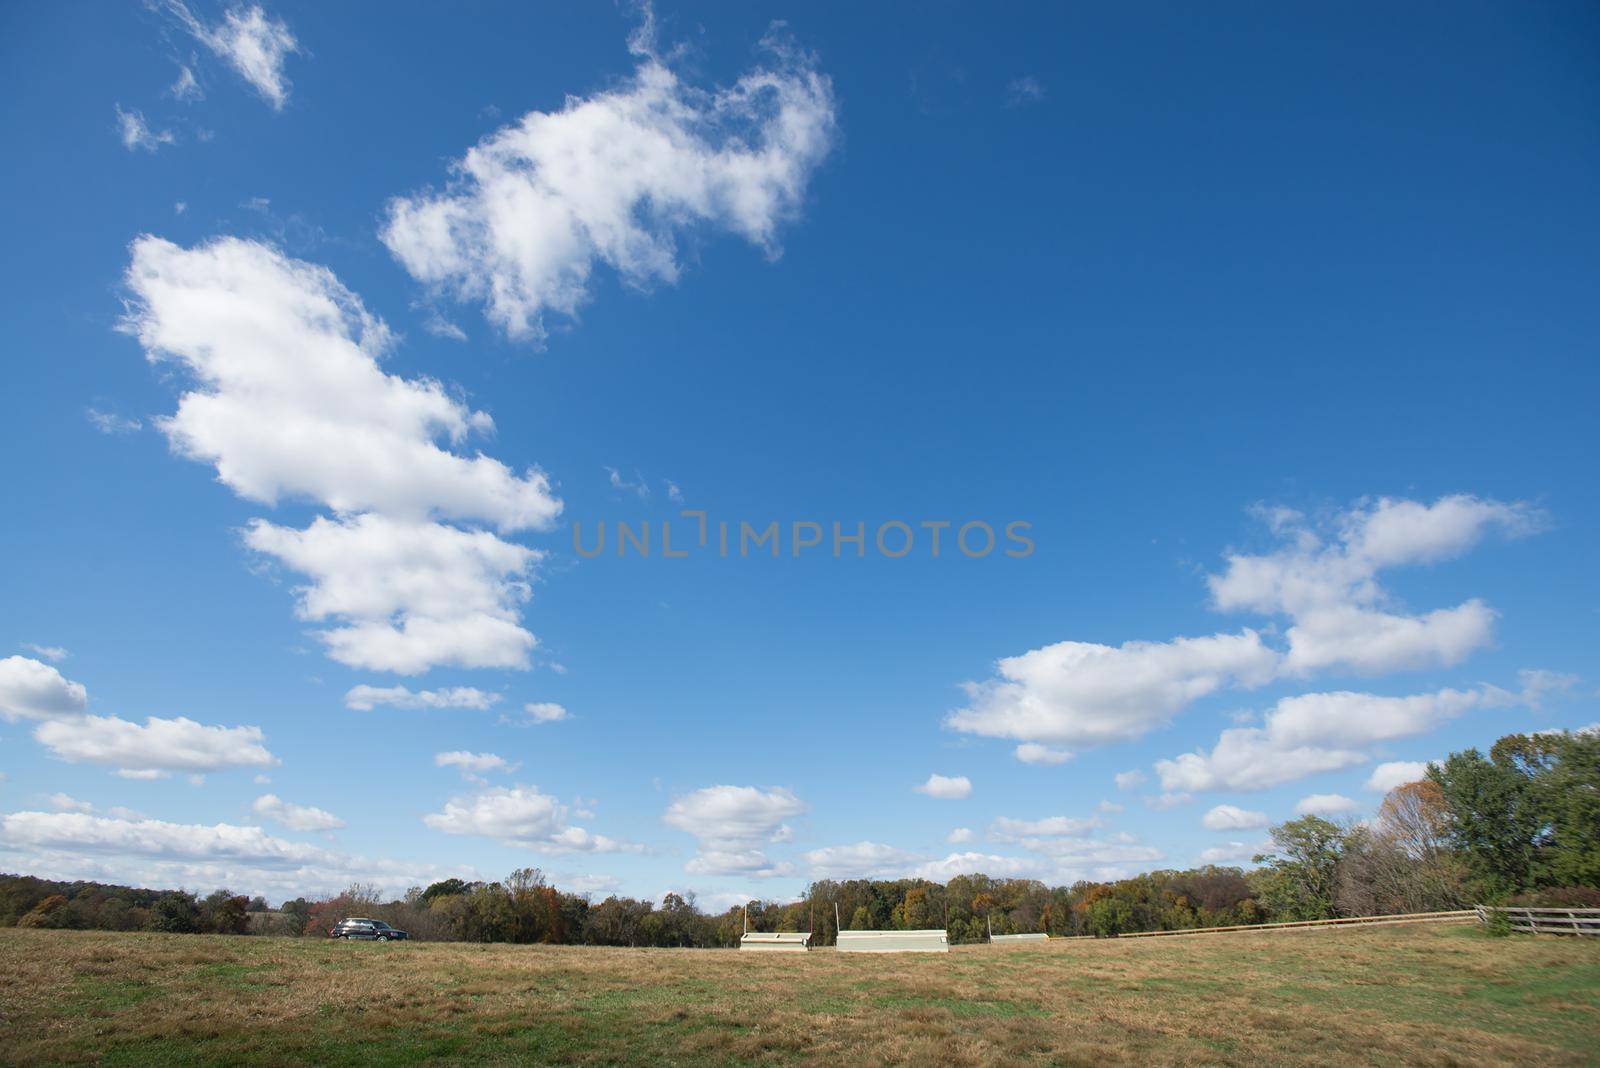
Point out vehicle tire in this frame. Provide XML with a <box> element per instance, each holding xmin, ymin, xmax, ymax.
<box><xmin>339</xmin><ymin>934</ymin><xmax>348</xmax><ymax>940</ymax></box>
<box><xmin>377</xmin><ymin>935</ymin><xmax>389</xmax><ymax>942</ymax></box>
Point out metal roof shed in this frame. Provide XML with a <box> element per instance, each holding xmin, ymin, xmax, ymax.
<box><xmin>835</xmin><ymin>929</ymin><xmax>948</xmax><ymax>953</ymax></box>
<box><xmin>740</xmin><ymin>931</ymin><xmax>811</xmax><ymax>952</ymax></box>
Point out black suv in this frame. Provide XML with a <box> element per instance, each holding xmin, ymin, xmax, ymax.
<box><xmin>329</xmin><ymin>917</ymin><xmax>408</xmax><ymax>941</ymax></box>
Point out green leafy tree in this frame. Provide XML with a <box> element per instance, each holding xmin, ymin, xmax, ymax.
<box><xmin>1256</xmin><ymin>816</ymin><xmax>1347</xmax><ymax>920</ymax></box>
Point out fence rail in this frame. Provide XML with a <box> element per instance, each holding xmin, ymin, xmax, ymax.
<box><xmin>1114</xmin><ymin>910</ymin><xmax>1477</xmax><ymax>940</ymax></box>
<box><xmin>1475</xmin><ymin>905</ymin><xmax>1600</xmax><ymax>936</ymax></box>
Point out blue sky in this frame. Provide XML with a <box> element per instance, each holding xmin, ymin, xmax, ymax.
<box><xmin>1</xmin><ymin>2</ymin><xmax>1596</xmax><ymax>907</ymax></box>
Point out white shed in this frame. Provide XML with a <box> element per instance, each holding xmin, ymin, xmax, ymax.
<box><xmin>835</xmin><ymin>929</ymin><xmax>948</xmax><ymax>953</ymax></box>
<box><xmin>740</xmin><ymin>931</ymin><xmax>811</xmax><ymax>952</ymax></box>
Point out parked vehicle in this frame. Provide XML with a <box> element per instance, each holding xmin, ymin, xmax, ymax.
<box><xmin>329</xmin><ymin>917</ymin><xmax>408</xmax><ymax>941</ymax></box>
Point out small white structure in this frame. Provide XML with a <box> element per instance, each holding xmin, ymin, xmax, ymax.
<box><xmin>835</xmin><ymin>929</ymin><xmax>948</xmax><ymax>953</ymax></box>
<box><xmin>989</xmin><ymin>933</ymin><xmax>1048</xmax><ymax>945</ymax></box>
<box><xmin>740</xmin><ymin>931</ymin><xmax>811</xmax><ymax>952</ymax></box>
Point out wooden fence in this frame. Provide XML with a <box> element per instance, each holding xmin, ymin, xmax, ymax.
<box><xmin>1114</xmin><ymin>909</ymin><xmax>1477</xmax><ymax>939</ymax></box>
<box><xmin>1475</xmin><ymin>905</ymin><xmax>1600</xmax><ymax>936</ymax></box>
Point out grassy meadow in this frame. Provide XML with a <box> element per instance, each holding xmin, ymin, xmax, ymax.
<box><xmin>1</xmin><ymin>923</ymin><xmax>1596</xmax><ymax>1066</ymax></box>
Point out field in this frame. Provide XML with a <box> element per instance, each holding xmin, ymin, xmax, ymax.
<box><xmin>2</xmin><ymin>924</ymin><xmax>1597</xmax><ymax>1066</ymax></box>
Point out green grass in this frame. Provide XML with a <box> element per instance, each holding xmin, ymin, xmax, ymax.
<box><xmin>2</xmin><ymin>923</ymin><xmax>1597</xmax><ymax>1065</ymax></box>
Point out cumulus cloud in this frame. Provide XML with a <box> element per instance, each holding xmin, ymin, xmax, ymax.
<box><xmin>424</xmin><ymin>785</ymin><xmax>631</xmax><ymax>853</ymax></box>
<box><xmin>913</xmin><ymin>773</ymin><xmax>972</xmax><ymax>800</ymax></box>
<box><xmin>662</xmin><ymin>785</ymin><xmax>804</xmax><ymax>878</ymax></box>
<box><xmin>1114</xmin><ymin>769</ymin><xmax>1147</xmax><ymax>790</ymax></box>
<box><xmin>1209</xmin><ymin>496</ymin><xmax>1539</xmax><ymax>676</ymax></box>
<box><xmin>1295</xmin><ymin>793</ymin><xmax>1360</xmax><ymax>816</ymax></box>
<box><xmin>1196</xmin><ymin>840</ymin><xmax>1268</xmax><ymax>865</ymax></box>
<box><xmin>123</xmin><ymin>238</ymin><xmax>559</xmax><ymax>531</ymax></box>
<box><xmin>988</xmin><ymin>815</ymin><xmax>1102</xmax><ymax>842</ymax></box>
<box><xmin>163</xmin><ymin>2</ymin><xmax>299</xmax><ymax>110</ymax></box>
<box><xmin>86</xmin><ymin>409</ymin><xmax>143</xmax><ymax>435</ymax></box>
<box><xmin>246</xmin><ymin>516</ymin><xmax>540</xmax><ymax>674</ymax></box>
<box><xmin>381</xmin><ymin>25</ymin><xmax>835</xmax><ymax>342</ymax></box>
<box><xmin>45</xmin><ymin>794</ymin><xmax>93</xmax><ymax>814</ymax></box>
<box><xmin>1365</xmin><ymin>761</ymin><xmax>1431</xmax><ymax>793</ymax></box>
<box><xmin>949</xmin><ymin>496</ymin><xmax>1537</xmax><ymax>756</ymax></box>
<box><xmin>947</xmin><ymin>827</ymin><xmax>974</xmax><ymax>844</ymax></box>
<box><xmin>948</xmin><ymin>631</ymin><xmax>1278</xmax><ymax>748</ymax></box>
<box><xmin>1015</xmin><ymin>743</ymin><xmax>1072</xmax><ymax>765</ymax></box>
<box><xmin>519</xmin><ymin>702</ymin><xmax>569</xmax><ymax>724</ymax></box>
<box><xmin>121</xmin><ymin>236</ymin><xmax>560</xmax><ymax>675</ymax></box>
<box><xmin>35</xmin><ymin>714</ymin><xmax>277</xmax><ymax>777</ymax></box>
<box><xmin>115</xmin><ymin>105</ymin><xmax>176</xmax><ymax>152</ymax></box>
<box><xmin>1155</xmin><ymin>687</ymin><xmax>1491</xmax><ymax>793</ymax></box>
<box><xmin>0</xmin><ymin>809</ymin><xmax>449</xmax><ymax>899</ymax></box>
<box><xmin>252</xmin><ymin>793</ymin><xmax>343</xmax><ymax>831</ymax></box>
<box><xmin>434</xmin><ymin>750</ymin><xmax>519</xmax><ymax>782</ymax></box>
<box><xmin>0</xmin><ymin>656</ymin><xmax>88</xmax><ymax>722</ymax></box>
<box><xmin>805</xmin><ymin>841</ymin><xmax>923</xmax><ymax>880</ymax></box>
<box><xmin>1202</xmin><ymin>804</ymin><xmax>1268</xmax><ymax>830</ymax></box>
<box><xmin>344</xmin><ymin>684</ymin><xmax>500</xmax><ymax>712</ymax></box>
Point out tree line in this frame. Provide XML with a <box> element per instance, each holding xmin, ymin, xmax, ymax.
<box><xmin>5</xmin><ymin>729</ymin><xmax>1594</xmax><ymax>943</ymax></box>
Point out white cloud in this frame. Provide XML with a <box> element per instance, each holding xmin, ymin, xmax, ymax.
<box><xmin>45</xmin><ymin>793</ymin><xmax>93</xmax><ymax>814</ymax></box>
<box><xmin>123</xmin><ymin>238</ymin><xmax>560</xmax><ymax>532</ymax></box>
<box><xmin>344</xmin><ymin>684</ymin><xmax>501</xmax><ymax>712</ymax></box>
<box><xmin>605</xmin><ymin>467</ymin><xmax>650</xmax><ymax>500</ymax></box>
<box><xmin>423</xmin><ymin>785</ymin><xmax>631</xmax><ymax>853</ymax></box>
<box><xmin>1365</xmin><ymin>761</ymin><xmax>1431</xmax><ymax>793</ymax></box>
<box><xmin>20</xmin><ymin>645</ymin><xmax>69</xmax><ymax>663</ymax></box>
<box><xmin>0</xmin><ymin>657</ymin><xmax>87</xmax><ymax>722</ymax></box>
<box><xmin>34</xmin><ymin>714</ymin><xmax>277</xmax><ymax>776</ymax></box>
<box><xmin>381</xmin><ymin>27</ymin><xmax>835</xmax><ymax>342</ymax></box>
<box><xmin>163</xmin><ymin>2</ymin><xmax>298</xmax><ymax>110</ymax></box>
<box><xmin>1005</xmin><ymin>76</ymin><xmax>1045</xmax><ymax>107</ymax></box>
<box><xmin>663</xmin><ymin>785</ymin><xmax>804</xmax><ymax>878</ymax></box>
<box><xmin>1516</xmin><ymin>668</ymin><xmax>1579</xmax><ymax>710</ymax></box>
<box><xmin>0</xmin><ymin>809</ymin><xmax>451</xmax><ymax>900</ymax></box>
<box><xmin>122</xmin><ymin>236</ymin><xmax>560</xmax><ymax>675</ymax></box>
<box><xmin>520</xmin><ymin>701</ymin><xmax>569</xmax><ymax>723</ymax></box>
<box><xmin>169</xmin><ymin>63</ymin><xmax>203</xmax><ymax>102</ymax></box>
<box><xmin>1097</xmin><ymin>800</ymin><xmax>1124</xmax><ymax>814</ymax></box>
<box><xmin>561</xmin><ymin>873</ymin><xmax>620</xmax><ymax>897</ymax></box>
<box><xmin>1014</xmin><ymin>743</ymin><xmax>1072</xmax><ymax>765</ymax></box>
<box><xmin>1155</xmin><ymin>687</ymin><xmax>1489</xmax><ymax>793</ymax></box>
<box><xmin>1295</xmin><ymin>793</ymin><xmax>1360</xmax><ymax>817</ymax></box>
<box><xmin>1197</xmin><ymin>840</ymin><xmax>1268</xmax><ymax>866</ymax></box>
<box><xmin>434</xmin><ymin>750</ymin><xmax>518</xmax><ymax>781</ymax></box>
<box><xmin>86</xmin><ymin>409</ymin><xmax>143</xmax><ymax>435</ymax></box>
<box><xmin>115</xmin><ymin>105</ymin><xmax>176</xmax><ymax>152</ymax></box>
<box><xmin>1202</xmin><ymin>804</ymin><xmax>1269</xmax><ymax>830</ymax></box>
<box><xmin>911</xmin><ymin>852</ymin><xmax>1051</xmax><ymax>882</ymax></box>
<box><xmin>246</xmin><ymin>516</ymin><xmax>541</xmax><ymax>674</ymax></box>
<box><xmin>1209</xmin><ymin>496</ymin><xmax>1538</xmax><ymax>676</ymax></box>
<box><xmin>947</xmin><ymin>631</ymin><xmax>1278</xmax><ymax>747</ymax></box>
<box><xmin>913</xmin><ymin>773</ymin><xmax>972</xmax><ymax>800</ymax></box>
<box><xmin>947</xmin><ymin>827</ymin><xmax>974</xmax><ymax>844</ymax></box>
<box><xmin>1114</xmin><ymin>769</ymin><xmax>1147</xmax><ymax>790</ymax></box>
<box><xmin>252</xmin><ymin>793</ymin><xmax>343</xmax><ymax>832</ymax></box>
<box><xmin>989</xmin><ymin>815</ymin><xmax>1101</xmax><ymax>842</ymax></box>
<box><xmin>805</xmin><ymin>841</ymin><xmax>923</xmax><ymax>880</ymax></box>
<box><xmin>1143</xmin><ymin>792</ymin><xmax>1193</xmax><ymax>810</ymax></box>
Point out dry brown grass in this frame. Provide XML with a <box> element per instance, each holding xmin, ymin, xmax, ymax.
<box><xmin>1</xmin><ymin>923</ymin><xmax>1596</xmax><ymax>1065</ymax></box>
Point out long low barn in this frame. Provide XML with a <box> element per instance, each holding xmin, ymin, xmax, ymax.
<box><xmin>835</xmin><ymin>929</ymin><xmax>948</xmax><ymax>953</ymax></box>
<box><xmin>990</xmin><ymin>933</ymin><xmax>1048</xmax><ymax>944</ymax></box>
<box><xmin>739</xmin><ymin>932</ymin><xmax>810</xmax><ymax>952</ymax></box>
